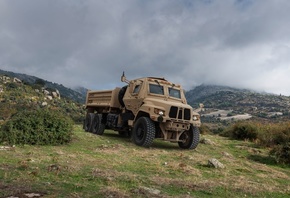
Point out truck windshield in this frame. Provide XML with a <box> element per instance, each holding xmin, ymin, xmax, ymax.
<box><xmin>149</xmin><ymin>84</ymin><xmax>164</xmax><ymax>95</ymax></box>
<box><xmin>169</xmin><ymin>87</ymin><xmax>181</xmax><ymax>99</ymax></box>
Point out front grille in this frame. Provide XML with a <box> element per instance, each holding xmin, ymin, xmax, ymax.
<box><xmin>169</xmin><ymin>106</ymin><xmax>191</xmax><ymax>120</ymax></box>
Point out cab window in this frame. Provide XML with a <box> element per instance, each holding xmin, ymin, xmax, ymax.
<box><xmin>133</xmin><ymin>84</ymin><xmax>141</xmax><ymax>94</ymax></box>
<box><xmin>149</xmin><ymin>84</ymin><xmax>164</xmax><ymax>95</ymax></box>
<box><xmin>168</xmin><ymin>87</ymin><xmax>181</xmax><ymax>99</ymax></box>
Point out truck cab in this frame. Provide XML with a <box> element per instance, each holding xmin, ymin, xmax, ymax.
<box><xmin>120</xmin><ymin>75</ymin><xmax>201</xmax><ymax>149</ymax></box>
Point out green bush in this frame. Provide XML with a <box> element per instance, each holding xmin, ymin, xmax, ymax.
<box><xmin>199</xmin><ymin>124</ymin><xmax>211</xmax><ymax>134</ymax></box>
<box><xmin>223</xmin><ymin>121</ymin><xmax>259</xmax><ymax>141</ymax></box>
<box><xmin>6</xmin><ymin>82</ymin><xmax>18</xmax><ymax>90</ymax></box>
<box><xmin>270</xmin><ymin>143</ymin><xmax>290</xmax><ymax>165</ymax></box>
<box><xmin>258</xmin><ymin>122</ymin><xmax>290</xmax><ymax>147</ymax></box>
<box><xmin>0</xmin><ymin>109</ymin><xmax>73</xmax><ymax>145</ymax></box>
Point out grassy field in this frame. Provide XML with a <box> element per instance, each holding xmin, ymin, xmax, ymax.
<box><xmin>0</xmin><ymin>125</ymin><xmax>289</xmax><ymax>198</ymax></box>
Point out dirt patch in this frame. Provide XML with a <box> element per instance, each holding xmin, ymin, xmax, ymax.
<box><xmin>99</xmin><ymin>186</ymin><xmax>130</xmax><ymax>198</ymax></box>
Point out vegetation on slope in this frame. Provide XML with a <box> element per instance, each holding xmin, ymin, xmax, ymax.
<box><xmin>0</xmin><ymin>74</ymin><xmax>85</xmax><ymax>124</ymax></box>
<box><xmin>222</xmin><ymin>121</ymin><xmax>290</xmax><ymax>164</ymax></box>
<box><xmin>0</xmin><ymin>126</ymin><xmax>289</xmax><ymax>197</ymax></box>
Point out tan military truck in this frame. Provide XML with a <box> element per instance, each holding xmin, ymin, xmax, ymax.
<box><xmin>84</xmin><ymin>73</ymin><xmax>201</xmax><ymax>149</ymax></box>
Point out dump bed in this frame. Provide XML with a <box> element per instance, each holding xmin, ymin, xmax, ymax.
<box><xmin>85</xmin><ymin>87</ymin><xmax>121</xmax><ymax>108</ymax></box>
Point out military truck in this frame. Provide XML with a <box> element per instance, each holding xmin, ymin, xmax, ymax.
<box><xmin>84</xmin><ymin>73</ymin><xmax>201</xmax><ymax>149</ymax></box>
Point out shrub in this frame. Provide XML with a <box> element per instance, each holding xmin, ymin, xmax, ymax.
<box><xmin>199</xmin><ymin>124</ymin><xmax>211</xmax><ymax>134</ymax></box>
<box><xmin>223</xmin><ymin>121</ymin><xmax>259</xmax><ymax>141</ymax></box>
<box><xmin>270</xmin><ymin>143</ymin><xmax>290</xmax><ymax>165</ymax></box>
<box><xmin>6</xmin><ymin>82</ymin><xmax>18</xmax><ymax>90</ymax></box>
<box><xmin>0</xmin><ymin>109</ymin><xmax>73</xmax><ymax>145</ymax></box>
<box><xmin>258</xmin><ymin>122</ymin><xmax>290</xmax><ymax>147</ymax></box>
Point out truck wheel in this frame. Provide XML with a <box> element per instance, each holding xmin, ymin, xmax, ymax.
<box><xmin>118</xmin><ymin>86</ymin><xmax>127</xmax><ymax>107</ymax></box>
<box><xmin>92</xmin><ymin>114</ymin><xmax>105</xmax><ymax>135</ymax></box>
<box><xmin>84</xmin><ymin>113</ymin><xmax>94</xmax><ymax>132</ymax></box>
<box><xmin>178</xmin><ymin>126</ymin><xmax>200</xmax><ymax>149</ymax></box>
<box><xmin>132</xmin><ymin>117</ymin><xmax>156</xmax><ymax>147</ymax></box>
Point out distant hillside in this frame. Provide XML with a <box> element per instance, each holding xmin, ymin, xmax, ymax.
<box><xmin>185</xmin><ymin>84</ymin><xmax>253</xmax><ymax>104</ymax></box>
<box><xmin>0</xmin><ymin>69</ymin><xmax>86</xmax><ymax>103</ymax></box>
<box><xmin>186</xmin><ymin>84</ymin><xmax>290</xmax><ymax>121</ymax></box>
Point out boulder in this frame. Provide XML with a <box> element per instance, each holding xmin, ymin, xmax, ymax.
<box><xmin>52</xmin><ymin>91</ymin><xmax>60</xmax><ymax>99</ymax></box>
<box><xmin>43</xmin><ymin>90</ymin><xmax>49</xmax><ymax>95</ymax></box>
<box><xmin>200</xmin><ymin>138</ymin><xmax>216</xmax><ymax>145</ymax></box>
<box><xmin>208</xmin><ymin>158</ymin><xmax>225</xmax><ymax>169</ymax></box>
<box><xmin>46</xmin><ymin>96</ymin><xmax>53</xmax><ymax>100</ymax></box>
<box><xmin>13</xmin><ymin>77</ymin><xmax>22</xmax><ymax>83</ymax></box>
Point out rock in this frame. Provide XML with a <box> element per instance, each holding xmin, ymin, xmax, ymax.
<box><xmin>35</xmin><ymin>89</ymin><xmax>40</xmax><ymax>93</ymax></box>
<box><xmin>41</xmin><ymin>102</ymin><xmax>48</xmax><ymax>107</ymax></box>
<box><xmin>0</xmin><ymin>146</ymin><xmax>14</xmax><ymax>151</ymax></box>
<box><xmin>24</xmin><ymin>193</ymin><xmax>41</xmax><ymax>197</ymax></box>
<box><xmin>13</xmin><ymin>77</ymin><xmax>22</xmax><ymax>83</ymax></box>
<box><xmin>208</xmin><ymin>158</ymin><xmax>225</xmax><ymax>169</ymax></box>
<box><xmin>46</xmin><ymin>96</ymin><xmax>53</xmax><ymax>100</ymax></box>
<box><xmin>52</xmin><ymin>91</ymin><xmax>58</xmax><ymax>98</ymax></box>
<box><xmin>56</xmin><ymin>89</ymin><xmax>60</xmax><ymax>98</ymax></box>
<box><xmin>43</xmin><ymin>90</ymin><xmax>49</xmax><ymax>95</ymax></box>
<box><xmin>222</xmin><ymin>152</ymin><xmax>233</xmax><ymax>158</ymax></box>
<box><xmin>1</xmin><ymin>75</ymin><xmax>10</xmax><ymax>83</ymax></box>
<box><xmin>139</xmin><ymin>186</ymin><xmax>161</xmax><ymax>195</ymax></box>
<box><xmin>200</xmin><ymin>138</ymin><xmax>216</xmax><ymax>145</ymax></box>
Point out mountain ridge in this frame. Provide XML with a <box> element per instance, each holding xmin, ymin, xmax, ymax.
<box><xmin>186</xmin><ymin>84</ymin><xmax>290</xmax><ymax>121</ymax></box>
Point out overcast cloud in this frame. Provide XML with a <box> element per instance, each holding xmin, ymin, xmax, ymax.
<box><xmin>1</xmin><ymin>0</ymin><xmax>290</xmax><ymax>95</ymax></box>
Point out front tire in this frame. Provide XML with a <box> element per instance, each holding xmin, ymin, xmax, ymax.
<box><xmin>92</xmin><ymin>114</ymin><xmax>105</xmax><ymax>135</ymax></box>
<box><xmin>178</xmin><ymin>126</ymin><xmax>200</xmax><ymax>149</ymax></box>
<box><xmin>132</xmin><ymin>117</ymin><xmax>156</xmax><ymax>147</ymax></box>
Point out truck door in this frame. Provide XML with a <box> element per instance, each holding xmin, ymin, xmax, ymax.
<box><xmin>123</xmin><ymin>81</ymin><xmax>144</xmax><ymax>115</ymax></box>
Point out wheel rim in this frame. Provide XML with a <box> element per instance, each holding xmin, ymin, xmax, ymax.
<box><xmin>136</xmin><ymin>126</ymin><xmax>145</xmax><ymax>140</ymax></box>
<box><xmin>180</xmin><ymin>131</ymin><xmax>191</xmax><ymax>146</ymax></box>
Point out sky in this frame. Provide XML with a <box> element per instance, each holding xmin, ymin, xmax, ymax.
<box><xmin>1</xmin><ymin>0</ymin><xmax>290</xmax><ymax>95</ymax></box>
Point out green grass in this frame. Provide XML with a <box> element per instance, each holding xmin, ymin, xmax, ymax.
<box><xmin>1</xmin><ymin>125</ymin><xmax>290</xmax><ymax>197</ymax></box>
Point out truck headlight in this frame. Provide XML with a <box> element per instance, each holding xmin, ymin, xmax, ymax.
<box><xmin>193</xmin><ymin>115</ymin><xmax>199</xmax><ymax>121</ymax></box>
<box><xmin>154</xmin><ymin>108</ymin><xmax>165</xmax><ymax>116</ymax></box>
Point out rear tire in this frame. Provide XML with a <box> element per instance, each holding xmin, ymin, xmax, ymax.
<box><xmin>132</xmin><ymin>117</ymin><xmax>155</xmax><ymax>147</ymax></box>
<box><xmin>92</xmin><ymin>114</ymin><xmax>105</xmax><ymax>135</ymax></box>
<box><xmin>84</xmin><ymin>113</ymin><xmax>94</xmax><ymax>132</ymax></box>
<box><xmin>178</xmin><ymin>126</ymin><xmax>200</xmax><ymax>149</ymax></box>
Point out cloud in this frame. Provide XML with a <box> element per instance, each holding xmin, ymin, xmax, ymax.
<box><xmin>1</xmin><ymin>0</ymin><xmax>290</xmax><ymax>95</ymax></box>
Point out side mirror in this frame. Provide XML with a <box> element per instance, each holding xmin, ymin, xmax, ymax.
<box><xmin>121</xmin><ymin>71</ymin><xmax>130</xmax><ymax>84</ymax></box>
